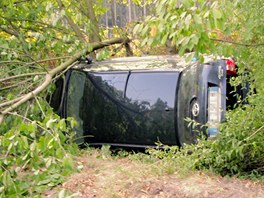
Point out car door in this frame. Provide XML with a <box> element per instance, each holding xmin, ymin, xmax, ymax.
<box><xmin>124</xmin><ymin>71</ymin><xmax>180</xmax><ymax>146</ymax></box>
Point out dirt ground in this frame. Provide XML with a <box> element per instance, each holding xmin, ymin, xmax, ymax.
<box><xmin>45</xmin><ymin>154</ymin><xmax>264</xmax><ymax>198</ymax></box>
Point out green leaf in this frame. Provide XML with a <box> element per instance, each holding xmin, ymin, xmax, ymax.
<box><xmin>37</xmin><ymin>179</ymin><xmax>51</xmax><ymax>186</ymax></box>
<box><xmin>0</xmin><ymin>43</ymin><xmax>9</xmax><ymax>49</ymax></box>
<box><xmin>204</xmin><ymin>11</ymin><xmax>210</xmax><ymax>18</ymax></box>
<box><xmin>191</xmin><ymin>34</ymin><xmax>199</xmax><ymax>45</ymax></box>
<box><xmin>56</xmin><ymin>148</ymin><xmax>65</xmax><ymax>159</ymax></box>
<box><xmin>133</xmin><ymin>24</ymin><xmax>142</xmax><ymax>35</ymax></box>
<box><xmin>7</xmin><ymin>135</ymin><xmax>15</xmax><ymax>140</ymax></box>
<box><xmin>0</xmin><ymin>186</ymin><xmax>4</xmax><ymax>194</ymax></box>
<box><xmin>58</xmin><ymin>189</ymin><xmax>66</xmax><ymax>198</ymax></box>
<box><xmin>30</xmin><ymin>141</ymin><xmax>37</xmax><ymax>152</ymax></box>
<box><xmin>179</xmin><ymin>47</ymin><xmax>186</xmax><ymax>56</ymax></box>
<box><xmin>141</xmin><ymin>25</ymin><xmax>149</xmax><ymax>35</ymax></box>
<box><xmin>33</xmin><ymin>75</ymin><xmax>39</xmax><ymax>82</ymax></box>
<box><xmin>185</xmin><ymin>53</ymin><xmax>194</xmax><ymax>62</ymax></box>
<box><xmin>182</xmin><ymin>37</ymin><xmax>190</xmax><ymax>47</ymax></box>
<box><xmin>147</xmin><ymin>37</ymin><xmax>154</xmax><ymax>46</ymax></box>
<box><xmin>213</xmin><ymin>9</ymin><xmax>222</xmax><ymax>19</ymax></box>
<box><xmin>180</xmin><ymin>11</ymin><xmax>187</xmax><ymax>19</ymax></box>
<box><xmin>199</xmin><ymin>55</ymin><xmax>204</xmax><ymax>63</ymax></box>
<box><xmin>2</xmin><ymin>171</ymin><xmax>13</xmax><ymax>186</ymax></box>
<box><xmin>193</xmin><ymin>14</ymin><xmax>202</xmax><ymax>25</ymax></box>
<box><xmin>68</xmin><ymin>117</ymin><xmax>77</xmax><ymax>128</ymax></box>
<box><xmin>46</xmin><ymin>118</ymin><xmax>57</xmax><ymax>129</ymax></box>
<box><xmin>161</xmin><ymin>34</ymin><xmax>168</xmax><ymax>45</ymax></box>
<box><xmin>185</xmin><ymin>14</ymin><xmax>192</xmax><ymax>29</ymax></box>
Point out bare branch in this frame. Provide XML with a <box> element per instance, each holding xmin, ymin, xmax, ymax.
<box><xmin>0</xmin><ymin>96</ymin><xmax>24</xmax><ymax>108</ymax></box>
<box><xmin>13</xmin><ymin>0</ymin><xmax>31</xmax><ymax>5</ymax></box>
<box><xmin>0</xmin><ymin>56</ymin><xmax>74</xmax><ymax>73</ymax></box>
<box><xmin>34</xmin><ymin>95</ymin><xmax>46</xmax><ymax>117</ymax></box>
<box><xmin>245</xmin><ymin>125</ymin><xmax>264</xmax><ymax>141</ymax></box>
<box><xmin>0</xmin><ymin>72</ymin><xmax>46</xmax><ymax>83</ymax></box>
<box><xmin>18</xmin><ymin>78</ymin><xmax>42</xmax><ymax>97</ymax></box>
<box><xmin>125</xmin><ymin>42</ymin><xmax>133</xmax><ymax>56</ymax></box>
<box><xmin>0</xmin><ymin>78</ymin><xmax>32</xmax><ymax>91</ymax></box>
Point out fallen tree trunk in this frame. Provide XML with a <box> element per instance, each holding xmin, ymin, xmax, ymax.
<box><xmin>0</xmin><ymin>37</ymin><xmax>131</xmax><ymax>124</ymax></box>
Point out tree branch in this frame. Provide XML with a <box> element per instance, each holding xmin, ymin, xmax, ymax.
<box><xmin>0</xmin><ymin>96</ymin><xmax>24</xmax><ymax>109</ymax></box>
<box><xmin>245</xmin><ymin>125</ymin><xmax>264</xmax><ymax>141</ymax></box>
<box><xmin>0</xmin><ymin>78</ymin><xmax>32</xmax><ymax>91</ymax></box>
<box><xmin>0</xmin><ymin>56</ymin><xmax>72</xmax><ymax>66</ymax></box>
<box><xmin>0</xmin><ymin>26</ymin><xmax>19</xmax><ymax>37</ymax></box>
<box><xmin>56</xmin><ymin>0</ymin><xmax>87</xmax><ymax>42</ymax></box>
<box><xmin>210</xmin><ymin>38</ymin><xmax>264</xmax><ymax>47</ymax></box>
<box><xmin>0</xmin><ymin>37</ymin><xmax>131</xmax><ymax>124</ymax></box>
<box><xmin>0</xmin><ymin>72</ymin><xmax>46</xmax><ymax>83</ymax></box>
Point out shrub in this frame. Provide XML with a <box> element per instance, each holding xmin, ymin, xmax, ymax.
<box><xmin>0</xmin><ymin>111</ymin><xmax>78</xmax><ymax>197</ymax></box>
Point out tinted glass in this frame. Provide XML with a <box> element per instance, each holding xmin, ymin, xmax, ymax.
<box><xmin>126</xmin><ymin>72</ymin><xmax>178</xmax><ymax>108</ymax></box>
<box><xmin>67</xmin><ymin>70</ymin><xmax>86</xmax><ymax>144</ymax></box>
<box><xmin>67</xmin><ymin>71</ymin><xmax>128</xmax><ymax>145</ymax></box>
<box><xmin>67</xmin><ymin>70</ymin><xmax>179</xmax><ymax>146</ymax></box>
<box><xmin>124</xmin><ymin>72</ymin><xmax>179</xmax><ymax>145</ymax></box>
<box><xmin>89</xmin><ymin>72</ymin><xmax>127</xmax><ymax>99</ymax></box>
<box><xmin>50</xmin><ymin>77</ymin><xmax>64</xmax><ymax>113</ymax></box>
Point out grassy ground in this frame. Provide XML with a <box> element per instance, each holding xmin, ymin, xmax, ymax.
<box><xmin>45</xmin><ymin>147</ymin><xmax>264</xmax><ymax>198</ymax></box>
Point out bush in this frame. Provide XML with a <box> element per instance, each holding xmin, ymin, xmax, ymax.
<box><xmin>146</xmin><ymin>93</ymin><xmax>264</xmax><ymax>179</ymax></box>
<box><xmin>0</xmin><ymin>110</ymin><xmax>78</xmax><ymax>197</ymax></box>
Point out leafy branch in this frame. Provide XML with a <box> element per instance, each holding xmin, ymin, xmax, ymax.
<box><xmin>211</xmin><ymin>38</ymin><xmax>264</xmax><ymax>47</ymax></box>
<box><xmin>0</xmin><ymin>72</ymin><xmax>46</xmax><ymax>83</ymax></box>
<box><xmin>56</xmin><ymin>0</ymin><xmax>87</xmax><ymax>42</ymax></box>
<box><xmin>0</xmin><ymin>37</ymin><xmax>131</xmax><ymax>124</ymax></box>
<box><xmin>245</xmin><ymin>125</ymin><xmax>264</xmax><ymax>141</ymax></box>
<box><xmin>0</xmin><ymin>78</ymin><xmax>32</xmax><ymax>91</ymax></box>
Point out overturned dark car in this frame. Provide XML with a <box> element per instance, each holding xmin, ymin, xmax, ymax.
<box><xmin>50</xmin><ymin>55</ymin><xmax>249</xmax><ymax>147</ymax></box>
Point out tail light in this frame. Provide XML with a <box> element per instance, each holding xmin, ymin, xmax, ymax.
<box><xmin>226</xmin><ymin>58</ymin><xmax>237</xmax><ymax>76</ymax></box>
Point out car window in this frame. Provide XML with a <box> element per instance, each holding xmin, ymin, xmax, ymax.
<box><xmin>67</xmin><ymin>70</ymin><xmax>87</xmax><ymax>144</ymax></box>
<box><xmin>66</xmin><ymin>70</ymin><xmax>179</xmax><ymax>146</ymax></box>
<box><xmin>67</xmin><ymin>71</ymin><xmax>129</xmax><ymax>145</ymax></box>
<box><xmin>126</xmin><ymin>72</ymin><xmax>179</xmax><ymax>109</ymax></box>
<box><xmin>88</xmin><ymin>72</ymin><xmax>127</xmax><ymax>100</ymax></box>
<box><xmin>50</xmin><ymin>77</ymin><xmax>64</xmax><ymax>113</ymax></box>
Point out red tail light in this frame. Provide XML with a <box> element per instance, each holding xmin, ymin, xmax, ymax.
<box><xmin>226</xmin><ymin>58</ymin><xmax>237</xmax><ymax>76</ymax></box>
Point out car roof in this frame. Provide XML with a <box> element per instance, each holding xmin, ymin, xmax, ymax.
<box><xmin>73</xmin><ymin>54</ymin><xmax>217</xmax><ymax>72</ymax></box>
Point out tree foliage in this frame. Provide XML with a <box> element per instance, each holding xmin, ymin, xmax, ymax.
<box><xmin>0</xmin><ymin>0</ymin><xmax>130</xmax><ymax>196</ymax></box>
<box><xmin>0</xmin><ymin>0</ymin><xmax>131</xmax><ymax>123</ymax></box>
<box><xmin>0</xmin><ymin>112</ymin><xmax>78</xmax><ymax>196</ymax></box>
<box><xmin>135</xmin><ymin>0</ymin><xmax>264</xmax><ymax>177</ymax></box>
<box><xmin>0</xmin><ymin>0</ymin><xmax>263</xmax><ymax>196</ymax></box>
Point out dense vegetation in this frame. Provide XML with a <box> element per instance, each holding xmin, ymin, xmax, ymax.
<box><xmin>134</xmin><ymin>0</ymin><xmax>264</xmax><ymax>177</ymax></box>
<box><xmin>0</xmin><ymin>0</ymin><xmax>263</xmax><ymax>196</ymax></box>
<box><xmin>1</xmin><ymin>1</ymin><xmax>139</xmax><ymax>196</ymax></box>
